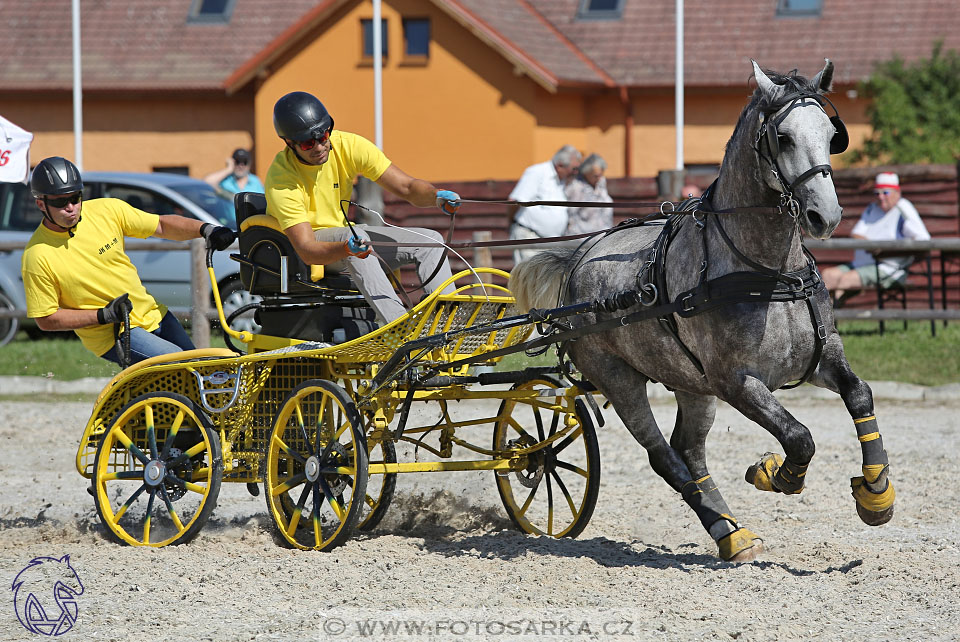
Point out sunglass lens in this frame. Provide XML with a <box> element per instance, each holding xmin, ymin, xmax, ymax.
<box><xmin>48</xmin><ymin>193</ymin><xmax>82</xmax><ymax>207</ymax></box>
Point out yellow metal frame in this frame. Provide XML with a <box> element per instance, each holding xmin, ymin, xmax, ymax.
<box><xmin>77</xmin><ymin>268</ymin><xmax>548</xmax><ymax>482</ymax></box>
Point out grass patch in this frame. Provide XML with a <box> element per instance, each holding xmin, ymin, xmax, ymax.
<box><xmin>0</xmin><ymin>331</ymin><xmax>231</xmax><ymax>380</ymax></box>
<box><xmin>0</xmin><ymin>321</ymin><xmax>956</xmax><ymax>386</ymax></box>
<box><xmin>493</xmin><ymin>321</ymin><xmax>959</xmax><ymax>387</ymax></box>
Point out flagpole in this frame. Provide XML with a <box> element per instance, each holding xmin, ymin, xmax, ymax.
<box><xmin>72</xmin><ymin>0</ymin><xmax>83</xmax><ymax>169</ymax></box>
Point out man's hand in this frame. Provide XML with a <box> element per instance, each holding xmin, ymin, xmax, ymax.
<box><xmin>200</xmin><ymin>223</ymin><xmax>237</xmax><ymax>251</ymax></box>
<box><xmin>344</xmin><ymin>236</ymin><xmax>372</xmax><ymax>259</ymax></box>
<box><xmin>436</xmin><ymin>190</ymin><xmax>461</xmax><ymax>216</ymax></box>
<box><xmin>97</xmin><ymin>293</ymin><xmax>132</xmax><ymax>325</ymax></box>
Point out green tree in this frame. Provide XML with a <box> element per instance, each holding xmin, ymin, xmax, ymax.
<box><xmin>853</xmin><ymin>41</ymin><xmax>960</xmax><ymax>164</ymax></box>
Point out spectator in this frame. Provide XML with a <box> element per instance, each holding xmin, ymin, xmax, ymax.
<box><xmin>203</xmin><ymin>148</ymin><xmax>265</xmax><ymax>196</ymax></box>
<box><xmin>508</xmin><ymin>145</ymin><xmax>582</xmax><ymax>264</ymax></box>
<box><xmin>21</xmin><ymin>157</ymin><xmax>236</xmax><ymax>366</ymax></box>
<box><xmin>264</xmin><ymin>91</ymin><xmax>459</xmax><ymax>325</ymax></box>
<box><xmin>565</xmin><ymin>153</ymin><xmax>613</xmax><ymax>235</ymax></box>
<box><xmin>821</xmin><ymin>172</ymin><xmax>930</xmax><ymax>302</ymax></box>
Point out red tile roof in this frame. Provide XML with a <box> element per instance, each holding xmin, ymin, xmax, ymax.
<box><xmin>2</xmin><ymin>0</ymin><xmax>959</xmax><ymax>92</ymax></box>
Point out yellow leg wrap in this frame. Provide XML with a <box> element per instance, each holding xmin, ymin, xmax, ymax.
<box><xmin>718</xmin><ymin>527</ymin><xmax>762</xmax><ymax>561</ymax></box>
<box><xmin>862</xmin><ymin>464</ymin><xmax>887</xmax><ymax>485</ymax></box>
<box><xmin>851</xmin><ymin>477</ymin><xmax>896</xmax><ymax>512</ymax></box>
<box><xmin>746</xmin><ymin>452</ymin><xmax>783</xmax><ymax>492</ymax></box>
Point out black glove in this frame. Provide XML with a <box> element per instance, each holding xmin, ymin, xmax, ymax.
<box><xmin>97</xmin><ymin>293</ymin><xmax>132</xmax><ymax>325</ymax></box>
<box><xmin>200</xmin><ymin>223</ymin><xmax>237</xmax><ymax>251</ymax></box>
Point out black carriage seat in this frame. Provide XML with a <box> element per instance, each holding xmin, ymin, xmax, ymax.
<box><xmin>232</xmin><ymin>192</ymin><xmax>377</xmax><ymax>342</ymax></box>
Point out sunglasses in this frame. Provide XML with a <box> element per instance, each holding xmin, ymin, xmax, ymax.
<box><xmin>874</xmin><ymin>189</ymin><xmax>895</xmax><ymax>196</ymax></box>
<box><xmin>293</xmin><ymin>128</ymin><xmax>332</xmax><ymax>151</ymax></box>
<box><xmin>46</xmin><ymin>192</ymin><xmax>83</xmax><ymax>208</ymax></box>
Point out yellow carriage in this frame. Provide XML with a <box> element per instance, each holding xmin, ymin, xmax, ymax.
<box><xmin>76</xmin><ymin>195</ymin><xmax>601</xmax><ymax>549</ymax></box>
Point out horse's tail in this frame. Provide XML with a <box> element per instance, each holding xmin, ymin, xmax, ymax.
<box><xmin>509</xmin><ymin>249</ymin><xmax>576</xmax><ymax>311</ymax></box>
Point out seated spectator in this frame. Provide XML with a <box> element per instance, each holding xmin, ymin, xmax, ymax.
<box><xmin>565</xmin><ymin>153</ymin><xmax>613</xmax><ymax>235</ymax></box>
<box><xmin>508</xmin><ymin>145</ymin><xmax>582</xmax><ymax>265</ymax></box>
<box><xmin>203</xmin><ymin>148</ymin><xmax>265</xmax><ymax>197</ymax></box>
<box><xmin>821</xmin><ymin>172</ymin><xmax>930</xmax><ymax>302</ymax></box>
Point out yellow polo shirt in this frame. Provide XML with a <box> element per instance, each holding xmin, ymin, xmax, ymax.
<box><xmin>264</xmin><ymin>130</ymin><xmax>392</xmax><ymax>230</ymax></box>
<box><xmin>21</xmin><ymin>198</ymin><xmax>163</xmax><ymax>356</ymax></box>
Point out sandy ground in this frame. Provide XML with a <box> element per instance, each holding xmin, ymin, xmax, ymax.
<box><xmin>1</xmin><ymin>392</ymin><xmax>958</xmax><ymax>642</ymax></box>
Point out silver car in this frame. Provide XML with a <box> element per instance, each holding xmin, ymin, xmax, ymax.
<box><xmin>0</xmin><ymin>171</ymin><xmax>258</xmax><ymax>346</ymax></box>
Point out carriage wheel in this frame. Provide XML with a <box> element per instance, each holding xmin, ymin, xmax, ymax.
<box><xmin>492</xmin><ymin>377</ymin><xmax>600</xmax><ymax>538</ymax></box>
<box><xmin>357</xmin><ymin>430</ymin><xmax>397</xmax><ymax>532</ymax></box>
<box><xmin>92</xmin><ymin>393</ymin><xmax>222</xmax><ymax>547</ymax></box>
<box><xmin>276</xmin><ymin>418</ymin><xmax>395</xmax><ymax>533</ymax></box>
<box><xmin>264</xmin><ymin>380</ymin><xmax>368</xmax><ymax>551</ymax></box>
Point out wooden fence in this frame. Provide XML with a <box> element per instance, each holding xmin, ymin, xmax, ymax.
<box><xmin>377</xmin><ymin>164</ymin><xmax>960</xmax><ymax>311</ymax></box>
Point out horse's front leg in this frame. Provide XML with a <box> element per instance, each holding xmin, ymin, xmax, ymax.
<box><xmin>572</xmin><ymin>344</ymin><xmax>761</xmax><ymax>561</ymax></box>
<box><xmin>716</xmin><ymin>376</ymin><xmax>815</xmax><ymax>496</ymax></box>
<box><xmin>808</xmin><ymin>336</ymin><xmax>896</xmax><ymax>525</ymax></box>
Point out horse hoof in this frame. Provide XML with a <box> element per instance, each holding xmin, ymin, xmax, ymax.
<box><xmin>851</xmin><ymin>477</ymin><xmax>895</xmax><ymax>526</ymax></box>
<box><xmin>856</xmin><ymin>502</ymin><xmax>894</xmax><ymax>526</ymax></box>
<box><xmin>718</xmin><ymin>527</ymin><xmax>763</xmax><ymax>562</ymax></box>
<box><xmin>745</xmin><ymin>452</ymin><xmax>783</xmax><ymax>492</ymax></box>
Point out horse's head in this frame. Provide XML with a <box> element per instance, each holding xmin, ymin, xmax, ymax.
<box><xmin>751</xmin><ymin>59</ymin><xmax>846</xmax><ymax>239</ymax></box>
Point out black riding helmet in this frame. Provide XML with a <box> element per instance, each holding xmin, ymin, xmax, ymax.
<box><xmin>31</xmin><ymin>156</ymin><xmax>83</xmax><ymax>197</ymax></box>
<box><xmin>273</xmin><ymin>91</ymin><xmax>335</xmax><ymax>142</ymax></box>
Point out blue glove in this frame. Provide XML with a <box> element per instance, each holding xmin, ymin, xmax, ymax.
<box><xmin>345</xmin><ymin>236</ymin><xmax>372</xmax><ymax>258</ymax></box>
<box><xmin>436</xmin><ymin>190</ymin><xmax>461</xmax><ymax>216</ymax></box>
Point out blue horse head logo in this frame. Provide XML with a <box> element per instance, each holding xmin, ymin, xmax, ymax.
<box><xmin>11</xmin><ymin>555</ymin><xmax>84</xmax><ymax>636</ymax></box>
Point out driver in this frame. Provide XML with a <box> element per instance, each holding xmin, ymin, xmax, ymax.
<box><xmin>264</xmin><ymin>91</ymin><xmax>460</xmax><ymax>324</ymax></box>
<box><xmin>21</xmin><ymin>156</ymin><xmax>236</xmax><ymax>365</ymax></box>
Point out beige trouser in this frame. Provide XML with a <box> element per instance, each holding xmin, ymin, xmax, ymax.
<box><xmin>314</xmin><ymin>225</ymin><xmax>453</xmax><ymax>324</ymax></box>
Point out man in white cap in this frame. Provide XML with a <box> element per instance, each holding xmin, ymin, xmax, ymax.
<box><xmin>822</xmin><ymin>172</ymin><xmax>930</xmax><ymax>302</ymax></box>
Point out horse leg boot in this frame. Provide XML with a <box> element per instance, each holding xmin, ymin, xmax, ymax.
<box><xmin>672</xmin><ymin>391</ymin><xmax>762</xmax><ymax>562</ymax></box>
<box><xmin>719</xmin><ymin>376</ymin><xmax>816</xmax><ymax>497</ymax></box>
<box><xmin>810</xmin><ymin>341</ymin><xmax>895</xmax><ymax>525</ymax></box>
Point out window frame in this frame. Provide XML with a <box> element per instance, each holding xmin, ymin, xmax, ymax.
<box><xmin>575</xmin><ymin>0</ymin><xmax>625</xmax><ymax>21</ymax></box>
<box><xmin>402</xmin><ymin>17</ymin><xmax>430</xmax><ymax>61</ymax></box>
<box><xmin>361</xmin><ymin>18</ymin><xmax>389</xmax><ymax>60</ymax></box>
<box><xmin>187</xmin><ymin>0</ymin><xmax>237</xmax><ymax>24</ymax></box>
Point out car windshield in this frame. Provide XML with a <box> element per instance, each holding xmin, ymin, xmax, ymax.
<box><xmin>170</xmin><ymin>183</ymin><xmax>237</xmax><ymax>227</ymax></box>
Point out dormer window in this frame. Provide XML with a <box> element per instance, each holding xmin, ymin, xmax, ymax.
<box><xmin>188</xmin><ymin>0</ymin><xmax>236</xmax><ymax>24</ymax></box>
<box><xmin>576</xmin><ymin>0</ymin><xmax>625</xmax><ymax>20</ymax></box>
<box><xmin>776</xmin><ymin>0</ymin><xmax>822</xmax><ymax>17</ymax></box>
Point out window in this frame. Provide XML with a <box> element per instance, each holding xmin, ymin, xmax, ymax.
<box><xmin>576</xmin><ymin>0</ymin><xmax>625</xmax><ymax>20</ymax></box>
<box><xmin>187</xmin><ymin>0</ymin><xmax>236</xmax><ymax>24</ymax></box>
<box><xmin>361</xmin><ymin>19</ymin><xmax>388</xmax><ymax>58</ymax></box>
<box><xmin>153</xmin><ymin>166</ymin><xmax>190</xmax><ymax>176</ymax></box>
<box><xmin>403</xmin><ymin>18</ymin><xmax>430</xmax><ymax>58</ymax></box>
<box><xmin>776</xmin><ymin>0</ymin><xmax>822</xmax><ymax>16</ymax></box>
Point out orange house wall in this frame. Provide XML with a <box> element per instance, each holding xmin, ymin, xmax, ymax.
<box><xmin>2</xmin><ymin>94</ymin><xmax>258</xmax><ymax>178</ymax></box>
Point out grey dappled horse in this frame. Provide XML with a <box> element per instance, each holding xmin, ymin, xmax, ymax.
<box><xmin>511</xmin><ymin>60</ymin><xmax>895</xmax><ymax>562</ymax></box>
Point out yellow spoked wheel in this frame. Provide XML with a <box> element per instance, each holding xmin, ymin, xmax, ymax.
<box><xmin>92</xmin><ymin>393</ymin><xmax>222</xmax><ymax>547</ymax></box>
<box><xmin>493</xmin><ymin>377</ymin><xmax>600</xmax><ymax>538</ymax></box>
<box><xmin>264</xmin><ymin>380</ymin><xmax>368</xmax><ymax>551</ymax></box>
<box><xmin>357</xmin><ymin>431</ymin><xmax>397</xmax><ymax>532</ymax></box>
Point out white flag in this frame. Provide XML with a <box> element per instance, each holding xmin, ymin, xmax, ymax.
<box><xmin>0</xmin><ymin>115</ymin><xmax>34</xmax><ymax>184</ymax></box>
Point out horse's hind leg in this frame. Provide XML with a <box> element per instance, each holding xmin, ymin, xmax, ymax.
<box><xmin>809</xmin><ymin>336</ymin><xmax>895</xmax><ymax>525</ymax></box>
<box><xmin>671</xmin><ymin>391</ymin><xmax>763</xmax><ymax>561</ymax></box>
<box><xmin>573</xmin><ymin>347</ymin><xmax>761</xmax><ymax>561</ymax></box>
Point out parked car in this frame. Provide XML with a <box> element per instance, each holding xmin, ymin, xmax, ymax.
<box><xmin>0</xmin><ymin>171</ymin><xmax>258</xmax><ymax>346</ymax></box>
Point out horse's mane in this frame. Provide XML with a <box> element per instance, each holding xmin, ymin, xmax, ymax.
<box><xmin>726</xmin><ymin>69</ymin><xmax>819</xmax><ymax>156</ymax></box>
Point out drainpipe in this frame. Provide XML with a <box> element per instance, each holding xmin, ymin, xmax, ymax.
<box><xmin>620</xmin><ymin>86</ymin><xmax>633</xmax><ymax>178</ymax></box>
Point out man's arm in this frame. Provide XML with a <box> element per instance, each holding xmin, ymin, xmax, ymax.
<box><xmin>34</xmin><ymin>308</ymin><xmax>100</xmax><ymax>332</ymax></box>
<box><xmin>375</xmin><ymin>165</ymin><xmax>440</xmax><ymax>208</ymax></box>
<box><xmin>284</xmin><ymin>222</ymin><xmax>355</xmax><ymax>265</ymax></box>
<box><xmin>153</xmin><ymin>215</ymin><xmax>205</xmax><ymax>241</ymax></box>
<box><xmin>202</xmin><ymin>158</ymin><xmax>233</xmax><ymax>190</ymax></box>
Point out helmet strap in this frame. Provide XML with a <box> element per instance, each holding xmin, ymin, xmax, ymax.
<box><xmin>40</xmin><ymin>196</ymin><xmax>80</xmax><ymax>237</ymax></box>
